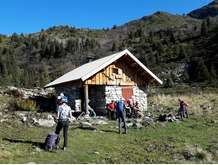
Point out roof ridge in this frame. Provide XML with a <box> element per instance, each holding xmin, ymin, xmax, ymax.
<box><xmin>81</xmin><ymin>50</ymin><xmax>126</xmax><ymax>81</ymax></box>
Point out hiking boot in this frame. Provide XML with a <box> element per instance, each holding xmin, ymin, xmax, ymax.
<box><xmin>62</xmin><ymin>147</ymin><xmax>67</xmax><ymax>151</ymax></box>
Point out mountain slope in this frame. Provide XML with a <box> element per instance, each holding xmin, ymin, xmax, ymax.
<box><xmin>0</xmin><ymin>7</ymin><xmax>218</xmax><ymax>88</ymax></box>
<box><xmin>189</xmin><ymin>0</ymin><xmax>218</xmax><ymax>19</ymax></box>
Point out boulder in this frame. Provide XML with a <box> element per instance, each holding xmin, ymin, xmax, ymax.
<box><xmin>18</xmin><ymin>113</ymin><xmax>28</xmax><ymax>123</ymax></box>
<box><xmin>79</xmin><ymin>121</ymin><xmax>96</xmax><ymax>131</ymax></box>
<box><xmin>132</xmin><ymin>122</ymin><xmax>143</xmax><ymax>129</ymax></box>
<box><xmin>93</xmin><ymin>119</ymin><xmax>108</xmax><ymax>125</ymax></box>
<box><xmin>0</xmin><ymin>119</ymin><xmax>7</xmax><ymax>123</ymax></box>
<box><xmin>32</xmin><ymin>118</ymin><xmax>55</xmax><ymax>127</ymax></box>
<box><xmin>126</xmin><ymin>122</ymin><xmax>133</xmax><ymax>127</ymax></box>
<box><xmin>94</xmin><ymin>151</ymin><xmax>100</xmax><ymax>155</ymax></box>
<box><xmin>69</xmin><ymin>116</ymin><xmax>76</xmax><ymax>123</ymax></box>
<box><xmin>80</xmin><ymin>121</ymin><xmax>92</xmax><ymax>127</ymax></box>
<box><xmin>142</xmin><ymin>116</ymin><xmax>155</xmax><ymax>126</ymax></box>
<box><xmin>38</xmin><ymin>119</ymin><xmax>55</xmax><ymax>127</ymax></box>
<box><xmin>47</xmin><ymin>114</ymin><xmax>54</xmax><ymax>120</ymax></box>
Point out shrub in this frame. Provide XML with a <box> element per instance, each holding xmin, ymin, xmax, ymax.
<box><xmin>14</xmin><ymin>99</ymin><xmax>38</xmax><ymax>111</ymax></box>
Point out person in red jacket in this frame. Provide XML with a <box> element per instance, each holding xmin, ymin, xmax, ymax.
<box><xmin>106</xmin><ymin>100</ymin><xmax>116</xmax><ymax>120</ymax></box>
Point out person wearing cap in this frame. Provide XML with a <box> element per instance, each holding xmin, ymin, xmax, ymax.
<box><xmin>55</xmin><ymin>96</ymin><xmax>72</xmax><ymax>150</ymax></box>
<box><xmin>116</xmin><ymin>98</ymin><xmax>127</xmax><ymax>134</ymax></box>
<box><xmin>60</xmin><ymin>93</ymin><xmax>68</xmax><ymax>103</ymax></box>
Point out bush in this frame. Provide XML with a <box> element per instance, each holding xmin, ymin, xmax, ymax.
<box><xmin>14</xmin><ymin>99</ymin><xmax>38</xmax><ymax>111</ymax></box>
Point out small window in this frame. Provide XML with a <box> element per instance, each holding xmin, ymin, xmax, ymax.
<box><xmin>112</xmin><ymin>68</ymin><xmax>119</xmax><ymax>74</ymax></box>
<box><xmin>118</xmin><ymin>68</ymin><xmax>122</xmax><ymax>75</ymax></box>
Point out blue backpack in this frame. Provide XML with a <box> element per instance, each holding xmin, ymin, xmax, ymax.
<box><xmin>44</xmin><ymin>132</ymin><xmax>60</xmax><ymax>151</ymax></box>
<box><xmin>116</xmin><ymin>100</ymin><xmax>125</xmax><ymax>112</ymax></box>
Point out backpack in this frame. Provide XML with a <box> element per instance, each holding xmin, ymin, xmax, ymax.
<box><xmin>116</xmin><ymin>100</ymin><xmax>125</xmax><ymax>112</ymax></box>
<box><xmin>44</xmin><ymin>132</ymin><xmax>60</xmax><ymax>151</ymax></box>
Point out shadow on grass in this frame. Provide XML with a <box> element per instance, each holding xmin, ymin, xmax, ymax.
<box><xmin>101</xmin><ymin>129</ymin><xmax>118</xmax><ymax>133</ymax></box>
<box><xmin>72</xmin><ymin>126</ymin><xmax>118</xmax><ymax>133</ymax></box>
<box><xmin>3</xmin><ymin>138</ymin><xmax>45</xmax><ymax>149</ymax></box>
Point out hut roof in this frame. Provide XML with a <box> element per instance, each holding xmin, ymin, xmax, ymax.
<box><xmin>45</xmin><ymin>49</ymin><xmax>162</xmax><ymax>88</ymax></box>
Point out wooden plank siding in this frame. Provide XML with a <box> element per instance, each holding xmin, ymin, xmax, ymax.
<box><xmin>84</xmin><ymin>56</ymin><xmax>151</xmax><ymax>86</ymax></box>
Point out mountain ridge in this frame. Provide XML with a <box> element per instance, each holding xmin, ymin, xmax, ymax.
<box><xmin>188</xmin><ymin>0</ymin><xmax>218</xmax><ymax>19</ymax></box>
<box><xmin>0</xmin><ymin>2</ymin><xmax>218</xmax><ymax>88</ymax></box>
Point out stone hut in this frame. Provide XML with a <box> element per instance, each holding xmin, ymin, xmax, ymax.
<box><xmin>45</xmin><ymin>49</ymin><xmax>162</xmax><ymax>115</ymax></box>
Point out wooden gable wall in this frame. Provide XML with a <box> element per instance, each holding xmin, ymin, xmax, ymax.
<box><xmin>84</xmin><ymin>56</ymin><xmax>151</xmax><ymax>86</ymax></box>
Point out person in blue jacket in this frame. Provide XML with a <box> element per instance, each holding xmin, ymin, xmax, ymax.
<box><xmin>116</xmin><ymin>98</ymin><xmax>127</xmax><ymax>134</ymax></box>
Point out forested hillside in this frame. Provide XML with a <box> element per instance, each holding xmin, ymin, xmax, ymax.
<box><xmin>0</xmin><ymin>1</ymin><xmax>218</xmax><ymax>88</ymax></box>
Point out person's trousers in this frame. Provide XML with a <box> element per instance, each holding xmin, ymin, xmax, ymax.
<box><xmin>55</xmin><ymin>120</ymin><xmax>69</xmax><ymax>147</ymax></box>
<box><xmin>117</xmin><ymin>111</ymin><xmax>127</xmax><ymax>133</ymax></box>
<box><xmin>107</xmin><ymin>109</ymin><xmax>115</xmax><ymax>120</ymax></box>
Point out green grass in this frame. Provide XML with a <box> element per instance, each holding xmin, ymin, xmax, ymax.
<box><xmin>1</xmin><ymin>88</ymin><xmax>218</xmax><ymax>163</ymax></box>
<box><xmin>0</xmin><ymin>115</ymin><xmax>218</xmax><ymax>163</ymax></box>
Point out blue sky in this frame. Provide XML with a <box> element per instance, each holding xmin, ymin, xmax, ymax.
<box><xmin>0</xmin><ymin>0</ymin><xmax>213</xmax><ymax>35</ymax></box>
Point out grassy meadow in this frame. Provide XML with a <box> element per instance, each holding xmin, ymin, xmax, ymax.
<box><xmin>0</xmin><ymin>87</ymin><xmax>218</xmax><ymax>163</ymax></box>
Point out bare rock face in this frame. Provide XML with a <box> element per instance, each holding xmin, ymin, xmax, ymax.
<box><xmin>189</xmin><ymin>0</ymin><xmax>218</xmax><ymax>19</ymax></box>
<box><xmin>4</xmin><ymin>86</ymin><xmax>55</xmax><ymax>99</ymax></box>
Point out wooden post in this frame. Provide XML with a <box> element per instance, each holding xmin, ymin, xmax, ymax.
<box><xmin>84</xmin><ymin>84</ymin><xmax>89</xmax><ymax>114</ymax></box>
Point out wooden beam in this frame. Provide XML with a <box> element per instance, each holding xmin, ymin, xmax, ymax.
<box><xmin>84</xmin><ymin>84</ymin><xmax>89</xmax><ymax>114</ymax></box>
<box><xmin>130</xmin><ymin>63</ymin><xmax>137</xmax><ymax>67</ymax></box>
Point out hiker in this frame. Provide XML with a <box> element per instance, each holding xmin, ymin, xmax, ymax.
<box><xmin>116</xmin><ymin>98</ymin><xmax>127</xmax><ymax>134</ymax></box>
<box><xmin>127</xmin><ymin>96</ymin><xmax>143</xmax><ymax>118</ymax></box>
<box><xmin>178</xmin><ymin>98</ymin><xmax>188</xmax><ymax>119</ymax></box>
<box><xmin>106</xmin><ymin>100</ymin><xmax>116</xmax><ymax>120</ymax></box>
<box><xmin>55</xmin><ymin>96</ymin><xmax>73</xmax><ymax>150</ymax></box>
<box><xmin>133</xmin><ymin>102</ymin><xmax>144</xmax><ymax>118</ymax></box>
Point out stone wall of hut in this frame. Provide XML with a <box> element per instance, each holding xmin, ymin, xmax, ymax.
<box><xmin>55</xmin><ymin>85</ymin><xmax>148</xmax><ymax>115</ymax></box>
<box><xmin>133</xmin><ymin>86</ymin><xmax>147</xmax><ymax>111</ymax></box>
<box><xmin>105</xmin><ymin>85</ymin><xmax>147</xmax><ymax>111</ymax></box>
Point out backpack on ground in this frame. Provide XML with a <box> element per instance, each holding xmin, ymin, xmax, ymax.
<box><xmin>44</xmin><ymin>132</ymin><xmax>60</xmax><ymax>151</ymax></box>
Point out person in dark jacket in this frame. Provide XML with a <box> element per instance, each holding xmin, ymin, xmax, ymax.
<box><xmin>178</xmin><ymin>98</ymin><xmax>188</xmax><ymax>119</ymax></box>
<box><xmin>116</xmin><ymin>98</ymin><xmax>127</xmax><ymax>134</ymax></box>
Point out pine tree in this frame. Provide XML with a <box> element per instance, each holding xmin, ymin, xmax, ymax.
<box><xmin>210</xmin><ymin>63</ymin><xmax>217</xmax><ymax>79</ymax></box>
<box><xmin>201</xmin><ymin>21</ymin><xmax>208</xmax><ymax>36</ymax></box>
<box><xmin>0</xmin><ymin>36</ymin><xmax>3</xmax><ymax>43</ymax></box>
<box><xmin>11</xmin><ymin>33</ymin><xmax>20</xmax><ymax>43</ymax></box>
<box><xmin>128</xmin><ymin>31</ymin><xmax>134</xmax><ymax>40</ymax></box>
<box><xmin>39</xmin><ymin>64</ymin><xmax>50</xmax><ymax>87</ymax></box>
<box><xmin>189</xmin><ymin>58</ymin><xmax>211</xmax><ymax>82</ymax></box>
<box><xmin>169</xmin><ymin>31</ymin><xmax>176</xmax><ymax>44</ymax></box>
<box><xmin>178</xmin><ymin>45</ymin><xmax>187</xmax><ymax>60</ymax></box>
<box><xmin>206</xmin><ymin>17</ymin><xmax>211</xmax><ymax>28</ymax></box>
<box><xmin>164</xmin><ymin>77</ymin><xmax>174</xmax><ymax>88</ymax></box>
<box><xmin>111</xmin><ymin>42</ymin><xmax>117</xmax><ymax>51</ymax></box>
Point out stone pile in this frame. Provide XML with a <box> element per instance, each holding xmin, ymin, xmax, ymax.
<box><xmin>126</xmin><ymin>116</ymin><xmax>155</xmax><ymax>129</ymax></box>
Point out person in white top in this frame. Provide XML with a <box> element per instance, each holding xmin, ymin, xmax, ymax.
<box><xmin>55</xmin><ymin>96</ymin><xmax>72</xmax><ymax>150</ymax></box>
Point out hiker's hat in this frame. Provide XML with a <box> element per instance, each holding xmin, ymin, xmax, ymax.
<box><xmin>58</xmin><ymin>93</ymin><xmax>68</xmax><ymax>103</ymax></box>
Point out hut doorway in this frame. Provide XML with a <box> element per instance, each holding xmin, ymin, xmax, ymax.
<box><xmin>89</xmin><ymin>85</ymin><xmax>106</xmax><ymax>116</ymax></box>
